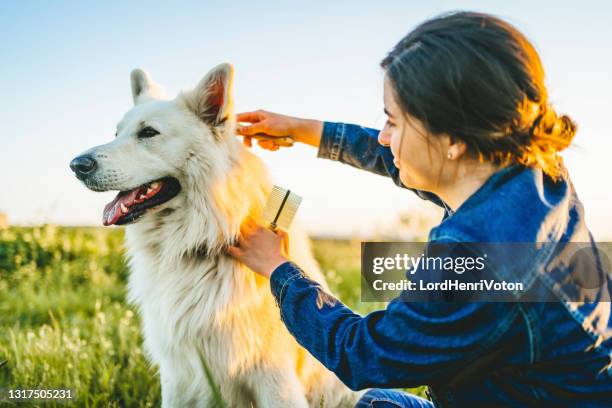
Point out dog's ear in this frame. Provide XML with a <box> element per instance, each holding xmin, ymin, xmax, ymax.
<box><xmin>185</xmin><ymin>63</ymin><xmax>234</xmax><ymax>126</ymax></box>
<box><xmin>131</xmin><ymin>68</ymin><xmax>163</xmax><ymax>105</ymax></box>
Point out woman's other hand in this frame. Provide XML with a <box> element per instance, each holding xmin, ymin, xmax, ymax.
<box><xmin>236</xmin><ymin>110</ymin><xmax>323</xmax><ymax>150</ymax></box>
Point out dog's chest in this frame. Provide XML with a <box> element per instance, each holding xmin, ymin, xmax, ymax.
<box><xmin>127</xmin><ymin>245</ymin><xmax>269</xmax><ymax>363</ymax></box>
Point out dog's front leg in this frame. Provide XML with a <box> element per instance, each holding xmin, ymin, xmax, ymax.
<box><xmin>159</xmin><ymin>361</ymin><xmax>214</xmax><ymax>408</ymax></box>
<box><xmin>246</xmin><ymin>366</ymin><xmax>310</xmax><ymax>408</ymax></box>
<box><xmin>160</xmin><ymin>367</ymin><xmax>180</xmax><ymax>407</ymax></box>
<box><xmin>160</xmin><ymin>364</ymin><xmax>194</xmax><ymax>408</ymax></box>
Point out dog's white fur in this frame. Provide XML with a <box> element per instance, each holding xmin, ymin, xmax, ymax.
<box><xmin>77</xmin><ymin>64</ymin><xmax>360</xmax><ymax>407</ymax></box>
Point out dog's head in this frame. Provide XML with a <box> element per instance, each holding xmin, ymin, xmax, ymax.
<box><xmin>70</xmin><ymin>63</ymin><xmax>237</xmax><ymax>226</ymax></box>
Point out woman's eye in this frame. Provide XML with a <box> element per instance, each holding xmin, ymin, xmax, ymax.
<box><xmin>386</xmin><ymin>120</ymin><xmax>395</xmax><ymax>128</ymax></box>
<box><xmin>138</xmin><ymin>126</ymin><xmax>160</xmax><ymax>138</ymax></box>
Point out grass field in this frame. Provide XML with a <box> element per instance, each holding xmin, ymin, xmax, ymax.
<box><xmin>0</xmin><ymin>225</ymin><xmax>422</xmax><ymax>407</ymax></box>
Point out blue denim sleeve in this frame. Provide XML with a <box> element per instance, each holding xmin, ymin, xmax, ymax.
<box><xmin>270</xmin><ymin>261</ymin><xmax>520</xmax><ymax>390</ymax></box>
<box><xmin>317</xmin><ymin>122</ymin><xmax>446</xmax><ymax>208</ymax></box>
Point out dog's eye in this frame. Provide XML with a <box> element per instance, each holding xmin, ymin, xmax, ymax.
<box><xmin>138</xmin><ymin>126</ymin><xmax>160</xmax><ymax>139</ymax></box>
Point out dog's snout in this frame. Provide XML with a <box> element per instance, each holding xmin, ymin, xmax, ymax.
<box><xmin>70</xmin><ymin>155</ymin><xmax>97</xmax><ymax>178</ymax></box>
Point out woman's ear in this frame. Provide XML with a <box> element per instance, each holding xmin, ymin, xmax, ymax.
<box><xmin>446</xmin><ymin>136</ymin><xmax>467</xmax><ymax>160</ymax></box>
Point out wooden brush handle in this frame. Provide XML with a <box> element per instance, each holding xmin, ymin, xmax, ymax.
<box><xmin>251</xmin><ymin>134</ymin><xmax>295</xmax><ymax>147</ymax></box>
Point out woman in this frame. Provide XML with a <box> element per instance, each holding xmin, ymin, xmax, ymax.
<box><xmin>227</xmin><ymin>12</ymin><xmax>612</xmax><ymax>407</ymax></box>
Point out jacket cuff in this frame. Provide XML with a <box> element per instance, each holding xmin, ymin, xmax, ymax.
<box><xmin>317</xmin><ymin>122</ymin><xmax>345</xmax><ymax>161</ymax></box>
<box><xmin>270</xmin><ymin>261</ymin><xmax>306</xmax><ymax>306</ymax></box>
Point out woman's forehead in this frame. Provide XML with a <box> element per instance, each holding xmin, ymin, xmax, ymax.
<box><xmin>383</xmin><ymin>77</ymin><xmax>400</xmax><ymax>114</ymax></box>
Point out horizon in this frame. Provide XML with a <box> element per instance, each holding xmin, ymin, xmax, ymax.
<box><xmin>1</xmin><ymin>1</ymin><xmax>611</xmax><ymax>239</ymax></box>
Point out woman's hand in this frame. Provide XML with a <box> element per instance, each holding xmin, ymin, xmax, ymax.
<box><xmin>227</xmin><ymin>220</ymin><xmax>290</xmax><ymax>279</ymax></box>
<box><xmin>236</xmin><ymin>110</ymin><xmax>323</xmax><ymax>150</ymax></box>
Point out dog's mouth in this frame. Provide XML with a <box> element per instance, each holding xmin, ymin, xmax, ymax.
<box><xmin>103</xmin><ymin>177</ymin><xmax>181</xmax><ymax>226</ymax></box>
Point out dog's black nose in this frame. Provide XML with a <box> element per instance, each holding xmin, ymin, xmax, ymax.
<box><xmin>70</xmin><ymin>155</ymin><xmax>97</xmax><ymax>178</ymax></box>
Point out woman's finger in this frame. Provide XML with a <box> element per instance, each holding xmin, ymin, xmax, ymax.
<box><xmin>272</xmin><ymin>227</ymin><xmax>290</xmax><ymax>255</ymax></box>
<box><xmin>236</xmin><ymin>111</ymin><xmax>265</xmax><ymax>123</ymax></box>
<box><xmin>243</xmin><ymin>135</ymin><xmax>252</xmax><ymax>148</ymax></box>
<box><xmin>275</xmin><ymin>228</ymin><xmax>288</xmax><ymax>239</ymax></box>
<box><xmin>257</xmin><ymin>139</ymin><xmax>276</xmax><ymax>150</ymax></box>
<box><xmin>226</xmin><ymin>245</ymin><xmax>243</xmax><ymax>260</ymax></box>
<box><xmin>238</xmin><ymin>121</ymin><xmax>268</xmax><ymax>136</ymax></box>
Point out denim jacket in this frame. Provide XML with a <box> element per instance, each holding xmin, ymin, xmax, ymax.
<box><xmin>270</xmin><ymin>122</ymin><xmax>612</xmax><ymax>407</ymax></box>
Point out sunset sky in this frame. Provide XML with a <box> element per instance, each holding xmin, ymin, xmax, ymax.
<box><xmin>1</xmin><ymin>0</ymin><xmax>611</xmax><ymax>239</ymax></box>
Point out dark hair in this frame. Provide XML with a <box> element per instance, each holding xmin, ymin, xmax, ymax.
<box><xmin>381</xmin><ymin>11</ymin><xmax>576</xmax><ymax>180</ymax></box>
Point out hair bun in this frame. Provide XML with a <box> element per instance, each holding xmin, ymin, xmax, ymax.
<box><xmin>531</xmin><ymin>105</ymin><xmax>577</xmax><ymax>153</ymax></box>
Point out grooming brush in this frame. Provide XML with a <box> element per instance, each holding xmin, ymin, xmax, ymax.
<box><xmin>238</xmin><ymin>122</ymin><xmax>295</xmax><ymax>147</ymax></box>
<box><xmin>262</xmin><ymin>186</ymin><xmax>302</xmax><ymax>231</ymax></box>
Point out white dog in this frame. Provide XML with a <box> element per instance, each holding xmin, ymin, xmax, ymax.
<box><xmin>70</xmin><ymin>63</ymin><xmax>360</xmax><ymax>407</ymax></box>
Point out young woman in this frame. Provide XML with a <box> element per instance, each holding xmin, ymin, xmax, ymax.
<box><xmin>227</xmin><ymin>12</ymin><xmax>612</xmax><ymax>407</ymax></box>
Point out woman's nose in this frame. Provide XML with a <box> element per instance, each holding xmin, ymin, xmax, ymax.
<box><xmin>378</xmin><ymin>129</ymin><xmax>391</xmax><ymax>147</ymax></box>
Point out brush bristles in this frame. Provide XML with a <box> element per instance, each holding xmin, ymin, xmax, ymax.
<box><xmin>274</xmin><ymin>194</ymin><xmax>301</xmax><ymax>230</ymax></box>
<box><xmin>262</xmin><ymin>186</ymin><xmax>302</xmax><ymax>230</ymax></box>
<box><xmin>262</xmin><ymin>186</ymin><xmax>288</xmax><ymax>225</ymax></box>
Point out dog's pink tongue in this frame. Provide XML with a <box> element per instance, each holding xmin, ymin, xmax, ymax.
<box><xmin>102</xmin><ymin>189</ymin><xmax>139</xmax><ymax>226</ymax></box>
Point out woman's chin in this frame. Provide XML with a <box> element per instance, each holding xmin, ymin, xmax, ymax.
<box><xmin>399</xmin><ymin>173</ymin><xmax>417</xmax><ymax>189</ymax></box>
<box><xmin>400</xmin><ymin>171</ymin><xmax>429</xmax><ymax>192</ymax></box>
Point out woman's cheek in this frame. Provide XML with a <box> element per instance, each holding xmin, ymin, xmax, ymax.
<box><xmin>390</xmin><ymin>131</ymin><xmax>401</xmax><ymax>159</ymax></box>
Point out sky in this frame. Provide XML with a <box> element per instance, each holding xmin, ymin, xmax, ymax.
<box><xmin>1</xmin><ymin>0</ymin><xmax>611</xmax><ymax>239</ymax></box>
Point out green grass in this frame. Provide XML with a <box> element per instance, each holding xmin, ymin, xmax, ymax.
<box><xmin>0</xmin><ymin>226</ymin><xmax>424</xmax><ymax>406</ymax></box>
